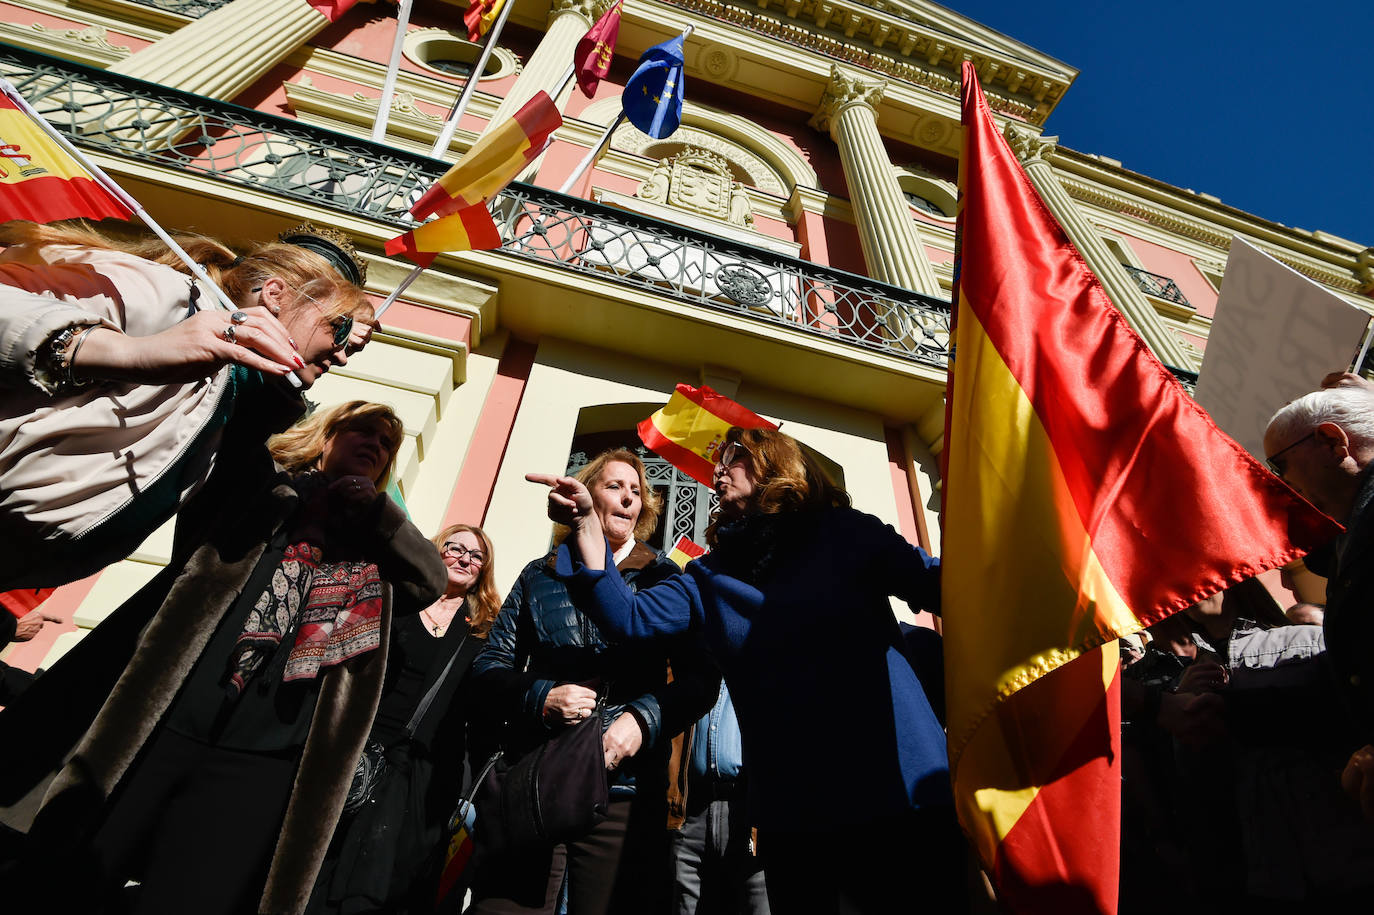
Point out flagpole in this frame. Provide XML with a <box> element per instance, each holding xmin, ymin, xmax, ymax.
<box><xmin>558</xmin><ymin>111</ymin><xmax>623</xmax><ymax>194</ymax></box>
<box><xmin>430</xmin><ymin>0</ymin><xmax>515</xmax><ymax>158</ymax></box>
<box><xmin>371</xmin><ymin>0</ymin><xmax>415</xmax><ymax>143</ymax></box>
<box><xmin>374</xmin><ymin>265</ymin><xmax>424</xmax><ymax>319</ymax></box>
<box><xmin>1353</xmin><ymin>318</ymin><xmax>1374</xmax><ymax>374</ymax></box>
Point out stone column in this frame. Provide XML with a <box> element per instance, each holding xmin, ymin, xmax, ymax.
<box><xmin>809</xmin><ymin>66</ymin><xmax>942</xmax><ymax>298</ymax></box>
<box><xmin>1003</xmin><ymin>124</ymin><xmax>1192</xmax><ymax>368</ymax></box>
<box><xmin>110</xmin><ymin>0</ymin><xmax>332</xmax><ymax>101</ymax></box>
<box><xmin>483</xmin><ymin>0</ymin><xmax>605</xmax><ymax>133</ymax></box>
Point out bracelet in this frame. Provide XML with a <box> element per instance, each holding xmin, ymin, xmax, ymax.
<box><xmin>66</xmin><ymin>324</ymin><xmax>101</xmax><ymax>385</ymax></box>
<box><xmin>37</xmin><ymin>323</ymin><xmax>102</xmax><ymax>394</ymax></box>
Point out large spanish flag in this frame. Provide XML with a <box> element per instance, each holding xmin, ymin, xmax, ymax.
<box><xmin>0</xmin><ymin>82</ymin><xmax>134</xmax><ymax>224</ymax></box>
<box><xmin>637</xmin><ymin>384</ymin><xmax>775</xmax><ymax>486</ymax></box>
<box><xmin>409</xmin><ymin>91</ymin><xmax>561</xmax><ymax>220</ymax></box>
<box><xmin>385</xmin><ymin>203</ymin><xmax>500</xmax><ymax>267</ymax></box>
<box><xmin>942</xmin><ymin>62</ymin><xmax>1339</xmax><ymax>913</ymax></box>
<box><xmin>463</xmin><ymin>0</ymin><xmax>507</xmax><ymax>42</ymax></box>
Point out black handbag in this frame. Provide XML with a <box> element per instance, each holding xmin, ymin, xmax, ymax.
<box><xmin>343</xmin><ymin>632</ymin><xmax>469</xmax><ymax>815</ymax></box>
<box><xmin>473</xmin><ymin>693</ymin><xmax>609</xmax><ymax>855</ymax></box>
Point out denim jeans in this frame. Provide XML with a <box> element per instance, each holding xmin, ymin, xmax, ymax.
<box><xmin>671</xmin><ymin>781</ymin><xmax>769</xmax><ymax>915</ymax></box>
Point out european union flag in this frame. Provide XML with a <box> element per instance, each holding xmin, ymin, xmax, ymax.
<box><xmin>622</xmin><ymin>33</ymin><xmax>686</xmax><ymax>139</ymax></box>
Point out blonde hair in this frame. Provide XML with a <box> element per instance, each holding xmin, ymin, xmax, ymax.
<box><xmin>551</xmin><ymin>449</ymin><xmax>662</xmax><ymax>547</ymax></box>
<box><xmin>268</xmin><ymin>400</ymin><xmax>405</xmax><ymax>486</ymax></box>
<box><xmin>432</xmin><ymin>523</ymin><xmax>499</xmax><ymax>637</ymax></box>
<box><xmin>0</xmin><ymin>220</ymin><xmax>371</xmax><ymax>325</ymax></box>
<box><xmin>705</xmin><ymin>427</ymin><xmax>849</xmax><ymax>546</ymax></box>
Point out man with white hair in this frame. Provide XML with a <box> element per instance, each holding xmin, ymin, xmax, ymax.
<box><xmin>1264</xmin><ymin>376</ymin><xmax>1374</xmax><ymax>819</ymax></box>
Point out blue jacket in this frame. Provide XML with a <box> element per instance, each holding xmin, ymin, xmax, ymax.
<box><xmin>472</xmin><ymin>542</ymin><xmax>719</xmax><ymax>779</ymax></box>
<box><xmin>558</xmin><ymin>506</ymin><xmax>951</xmax><ymax>831</ymax></box>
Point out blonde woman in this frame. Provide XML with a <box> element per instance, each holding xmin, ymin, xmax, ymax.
<box><xmin>1</xmin><ymin>401</ymin><xmax>445</xmax><ymax>915</ymax></box>
<box><xmin>0</xmin><ymin>219</ymin><xmax>373</xmax><ymax>590</ymax></box>
<box><xmin>310</xmin><ymin>522</ymin><xmax>501</xmax><ymax>914</ymax></box>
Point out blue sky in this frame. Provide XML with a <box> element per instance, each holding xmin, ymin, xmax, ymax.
<box><xmin>942</xmin><ymin>1</ymin><xmax>1371</xmax><ymax>248</ymax></box>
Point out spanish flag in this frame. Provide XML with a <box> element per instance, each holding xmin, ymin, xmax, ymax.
<box><xmin>408</xmin><ymin>91</ymin><xmax>561</xmax><ymax>220</ymax></box>
<box><xmin>637</xmin><ymin>384</ymin><xmax>775</xmax><ymax>486</ymax></box>
<box><xmin>941</xmin><ymin>62</ymin><xmax>1338</xmax><ymax>913</ymax></box>
<box><xmin>666</xmin><ymin>535</ymin><xmax>706</xmax><ymax>569</ymax></box>
<box><xmin>463</xmin><ymin>0</ymin><xmax>508</xmax><ymax>44</ymax></box>
<box><xmin>385</xmin><ymin>202</ymin><xmax>500</xmax><ymax>267</ymax></box>
<box><xmin>573</xmin><ymin>0</ymin><xmax>623</xmax><ymax>98</ymax></box>
<box><xmin>0</xmin><ymin>82</ymin><xmax>133</xmax><ymax>224</ymax></box>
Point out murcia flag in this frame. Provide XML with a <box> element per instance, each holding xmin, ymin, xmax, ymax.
<box><xmin>941</xmin><ymin>61</ymin><xmax>1338</xmax><ymax>914</ymax></box>
<box><xmin>573</xmin><ymin>0</ymin><xmax>623</xmax><ymax>98</ymax></box>
<box><xmin>637</xmin><ymin>384</ymin><xmax>775</xmax><ymax>486</ymax></box>
<box><xmin>0</xmin><ymin>82</ymin><xmax>134</xmax><ymax>224</ymax></box>
<box><xmin>409</xmin><ymin>92</ymin><xmax>561</xmax><ymax>220</ymax></box>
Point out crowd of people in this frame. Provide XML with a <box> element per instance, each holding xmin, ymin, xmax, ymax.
<box><xmin>0</xmin><ymin>219</ymin><xmax>1372</xmax><ymax>914</ymax></box>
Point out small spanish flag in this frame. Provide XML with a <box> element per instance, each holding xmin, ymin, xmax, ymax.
<box><xmin>573</xmin><ymin>0</ymin><xmax>623</xmax><ymax>98</ymax></box>
<box><xmin>385</xmin><ymin>203</ymin><xmax>500</xmax><ymax>267</ymax></box>
<box><xmin>0</xmin><ymin>82</ymin><xmax>134</xmax><ymax>224</ymax></box>
<box><xmin>463</xmin><ymin>0</ymin><xmax>508</xmax><ymax>42</ymax></box>
<box><xmin>666</xmin><ymin>535</ymin><xmax>706</xmax><ymax>569</ymax></box>
<box><xmin>637</xmin><ymin>384</ymin><xmax>776</xmax><ymax>486</ymax></box>
<box><xmin>435</xmin><ymin>799</ymin><xmax>476</xmax><ymax>907</ymax></box>
<box><xmin>409</xmin><ymin>92</ymin><xmax>562</xmax><ymax>220</ymax></box>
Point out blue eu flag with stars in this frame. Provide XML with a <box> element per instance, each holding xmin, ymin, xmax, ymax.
<box><xmin>622</xmin><ymin>33</ymin><xmax>685</xmax><ymax>139</ymax></box>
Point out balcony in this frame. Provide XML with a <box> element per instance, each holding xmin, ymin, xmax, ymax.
<box><xmin>0</xmin><ymin>46</ymin><xmax>953</xmax><ymax>369</ymax></box>
<box><xmin>1122</xmin><ymin>264</ymin><xmax>1191</xmax><ymax>309</ymax></box>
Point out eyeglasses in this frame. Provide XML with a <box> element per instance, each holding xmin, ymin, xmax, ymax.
<box><xmin>1265</xmin><ymin>432</ymin><xmax>1315</xmax><ymax>477</ymax></box>
<box><xmin>714</xmin><ymin>441</ymin><xmax>752</xmax><ymax>470</ymax></box>
<box><xmin>442</xmin><ymin>542</ymin><xmax>486</xmax><ymax>565</ymax></box>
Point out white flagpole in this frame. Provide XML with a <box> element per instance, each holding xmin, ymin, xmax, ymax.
<box><xmin>371</xmin><ymin>0</ymin><xmax>415</xmax><ymax>143</ymax></box>
<box><xmin>374</xmin><ymin>265</ymin><xmax>424</xmax><ymax>319</ymax></box>
<box><xmin>558</xmin><ymin>112</ymin><xmax>622</xmax><ymax>195</ymax></box>
<box><xmin>1353</xmin><ymin>318</ymin><xmax>1374</xmax><ymax>375</ymax></box>
<box><xmin>430</xmin><ymin>0</ymin><xmax>515</xmax><ymax>158</ymax></box>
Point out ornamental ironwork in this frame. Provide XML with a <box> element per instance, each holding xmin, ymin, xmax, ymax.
<box><xmin>1122</xmin><ymin>265</ymin><xmax>1192</xmax><ymax>309</ymax></box>
<box><xmin>125</xmin><ymin>0</ymin><xmax>233</xmax><ymax>16</ymax></box>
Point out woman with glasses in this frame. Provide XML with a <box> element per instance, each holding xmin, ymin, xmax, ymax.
<box><xmin>309</xmin><ymin>522</ymin><xmax>499</xmax><ymax>914</ymax></box>
<box><xmin>467</xmin><ymin>449</ymin><xmax>718</xmax><ymax>915</ymax></box>
<box><xmin>0</xmin><ymin>219</ymin><xmax>373</xmax><ymax>591</ymax></box>
<box><xmin>0</xmin><ymin>401</ymin><xmax>446</xmax><ymax>915</ymax></box>
<box><xmin>530</xmin><ymin>428</ymin><xmax>966</xmax><ymax>914</ymax></box>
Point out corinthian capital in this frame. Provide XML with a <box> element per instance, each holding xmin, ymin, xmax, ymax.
<box><xmin>1002</xmin><ymin>123</ymin><xmax>1058</xmax><ymax>164</ymax></box>
<box><xmin>551</xmin><ymin>0</ymin><xmax>602</xmax><ymax>25</ymax></box>
<box><xmin>809</xmin><ymin>65</ymin><xmax>886</xmax><ymax>138</ymax></box>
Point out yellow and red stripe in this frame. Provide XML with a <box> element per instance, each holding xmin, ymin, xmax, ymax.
<box><xmin>666</xmin><ymin>535</ymin><xmax>706</xmax><ymax>569</ymax></box>
<box><xmin>463</xmin><ymin>0</ymin><xmax>507</xmax><ymax>42</ymax></box>
<box><xmin>942</xmin><ymin>62</ymin><xmax>1338</xmax><ymax>912</ymax></box>
<box><xmin>385</xmin><ymin>203</ymin><xmax>500</xmax><ymax>267</ymax></box>
<box><xmin>0</xmin><ymin>89</ymin><xmax>133</xmax><ymax>224</ymax></box>
<box><xmin>637</xmin><ymin>384</ymin><xmax>776</xmax><ymax>486</ymax></box>
<box><xmin>409</xmin><ymin>92</ymin><xmax>560</xmax><ymax>220</ymax></box>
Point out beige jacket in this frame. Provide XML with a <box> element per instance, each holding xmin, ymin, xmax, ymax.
<box><xmin>0</xmin><ymin>243</ymin><xmax>230</xmax><ymax>588</ymax></box>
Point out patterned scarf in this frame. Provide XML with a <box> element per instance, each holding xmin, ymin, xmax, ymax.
<box><xmin>227</xmin><ymin>540</ymin><xmax>383</xmax><ymax>696</ymax></box>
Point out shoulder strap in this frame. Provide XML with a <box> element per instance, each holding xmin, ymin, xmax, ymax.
<box><xmin>403</xmin><ymin>632</ymin><xmax>469</xmax><ymax>736</ymax></box>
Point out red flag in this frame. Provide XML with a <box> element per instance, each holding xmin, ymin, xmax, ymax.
<box><xmin>573</xmin><ymin>0</ymin><xmax>623</xmax><ymax>98</ymax></box>
<box><xmin>463</xmin><ymin>0</ymin><xmax>508</xmax><ymax>42</ymax></box>
<box><xmin>385</xmin><ymin>203</ymin><xmax>500</xmax><ymax>267</ymax></box>
<box><xmin>304</xmin><ymin>0</ymin><xmax>362</xmax><ymax>23</ymax></box>
<box><xmin>0</xmin><ymin>588</ymin><xmax>53</xmax><ymax>620</ymax></box>
<box><xmin>941</xmin><ymin>61</ymin><xmax>1339</xmax><ymax>913</ymax></box>
<box><xmin>409</xmin><ymin>92</ymin><xmax>561</xmax><ymax>220</ymax></box>
<box><xmin>666</xmin><ymin>535</ymin><xmax>706</xmax><ymax>569</ymax></box>
<box><xmin>637</xmin><ymin>384</ymin><xmax>776</xmax><ymax>486</ymax></box>
<box><xmin>0</xmin><ymin>83</ymin><xmax>134</xmax><ymax>224</ymax></box>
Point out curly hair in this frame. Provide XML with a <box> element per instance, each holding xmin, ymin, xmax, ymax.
<box><xmin>267</xmin><ymin>400</ymin><xmax>405</xmax><ymax>486</ymax></box>
<box><xmin>551</xmin><ymin>449</ymin><xmax>662</xmax><ymax>547</ymax></box>
<box><xmin>0</xmin><ymin>220</ymin><xmax>372</xmax><ymax>325</ymax></box>
<box><xmin>705</xmin><ymin>427</ymin><xmax>850</xmax><ymax>546</ymax></box>
<box><xmin>431</xmin><ymin>523</ymin><xmax>500</xmax><ymax>637</ymax></box>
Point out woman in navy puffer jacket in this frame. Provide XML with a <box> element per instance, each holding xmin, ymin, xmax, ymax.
<box><xmin>531</xmin><ymin>428</ymin><xmax>968</xmax><ymax>914</ymax></box>
<box><xmin>468</xmin><ymin>448</ymin><xmax>718</xmax><ymax>915</ymax></box>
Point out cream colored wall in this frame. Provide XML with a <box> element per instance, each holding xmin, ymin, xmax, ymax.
<box><xmin>480</xmin><ymin>335</ymin><xmax>910</xmax><ymax>601</ymax></box>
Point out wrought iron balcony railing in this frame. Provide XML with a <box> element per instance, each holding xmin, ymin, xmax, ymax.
<box><xmin>1122</xmin><ymin>264</ymin><xmax>1191</xmax><ymax>309</ymax></box>
<box><xmin>125</xmin><ymin>0</ymin><xmax>232</xmax><ymax>15</ymax></box>
<box><xmin>0</xmin><ymin>46</ymin><xmax>953</xmax><ymax>368</ymax></box>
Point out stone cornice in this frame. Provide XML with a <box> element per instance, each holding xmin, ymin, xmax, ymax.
<box><xmin>0</xmin><ymin>21</ymin><xmax>131</xmax><ymax>65</ymax></box>
<box><xmin>647</xmin><ymin>0</ymin><xmax>1072</xmax><ymax>125</ymax></box>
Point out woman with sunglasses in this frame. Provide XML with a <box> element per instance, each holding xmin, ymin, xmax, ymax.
<box><xmin>309</xmin><ymin>523</ymin><xmax>500</xmax><ymax>914</ymax></box>
<box><xmin>0</xmin><ymin>219</ymin><xmax>373</xmax><ymax>591</ymax></box>
<box><xmin>0</xmin><ymin>400</ymin><xmax>446</xmax><ymax>914</ymax></box>
<box><xmin>529</xmin><ymin>428</ymin><xmax>966</xmax><ymax>914</ymax></box>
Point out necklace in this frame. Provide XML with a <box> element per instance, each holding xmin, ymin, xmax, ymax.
<box><xmin>421</xmin><ymin>599</ymin><xmax>463</xmax><ymax>637</ymax></box>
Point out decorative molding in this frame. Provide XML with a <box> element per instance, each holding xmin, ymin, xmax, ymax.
<box><xmin>0</xmin><ymin>22</ymin><xmax>131</xmax><ymax>65</ymax></box>
<box><xmin>637</xmin><ymin>147</ymin><xmax>756</xmax><ymax>228</ymax></box>
<box><xmin>1003</xmin><ymin>122</ymin><xmax>1057</xmax><ymax>163</ymax></box>
<box><xmin>810</xmin><ymin>65</ymin><xmax>885</xmax><ymax>136</ymax></box>
<box><xmin>403</xmin><ymin>28</ymin><xmax>520</xmax><ymax>82</ymax></box>
<box><xmin>1358</xmin><ymin>249</ymin><xmax>1374</xmax><ymax>295</ymax></box>
<box><xmin>285</xmin><ymin>77</ymin><xmax>479</xmax><ymax>154</ymax></box>
<box><xmin>1060</xmin><ymin>175</ymin><xmax>1364</xmax><ymax>293</ymax></box>
<box><xmin>698</xmin><ymin>42</ymin><xmax>737</xmax><ymax>80</ymax></box>
<box><xmin>551</xmin><ymin>0</ymin><xmax>602</xmax><ymax>26</ymax></box>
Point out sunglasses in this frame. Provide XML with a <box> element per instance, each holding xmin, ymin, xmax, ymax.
<box><xmin>1265</xmin><ymin>431</ymin><xmax>1315</xmax><ymax>478</ymax></box>
<box><xmin>256</xmin><ymin>282</ymin><xmax>353</xmax><ymax>349</ymax></box>
<box><xmin>714</xmin><ymin>441</ymin><xmax>752</xmax><ymax>469</ymax></box>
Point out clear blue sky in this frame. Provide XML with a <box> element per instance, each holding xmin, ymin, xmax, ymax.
<box><xmin>941</xmin><ymin>1</ymin><xmax>1371</xmax><ymax>248</ymax></box>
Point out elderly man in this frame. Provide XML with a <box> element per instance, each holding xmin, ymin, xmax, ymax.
<box><xmin>1264</xmin><ymin>376</ymin><xmax>1374</xmax><ymax>818</ymax></box>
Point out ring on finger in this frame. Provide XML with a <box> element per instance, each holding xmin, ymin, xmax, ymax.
<box><xmin>229</xmin><ymin>310</ymin><xmax>250</xmax><ymax>325</ymax></box>
<box><xmin>223</xmin><ymin>325</ymin><xmax>238</xmax><ymax>344</ymax></box>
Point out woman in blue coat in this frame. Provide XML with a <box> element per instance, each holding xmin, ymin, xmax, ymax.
<box><xmin>530</xmin><ymin>427</ymin><xmax>967</xmax><ymax>913</ymax></box>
